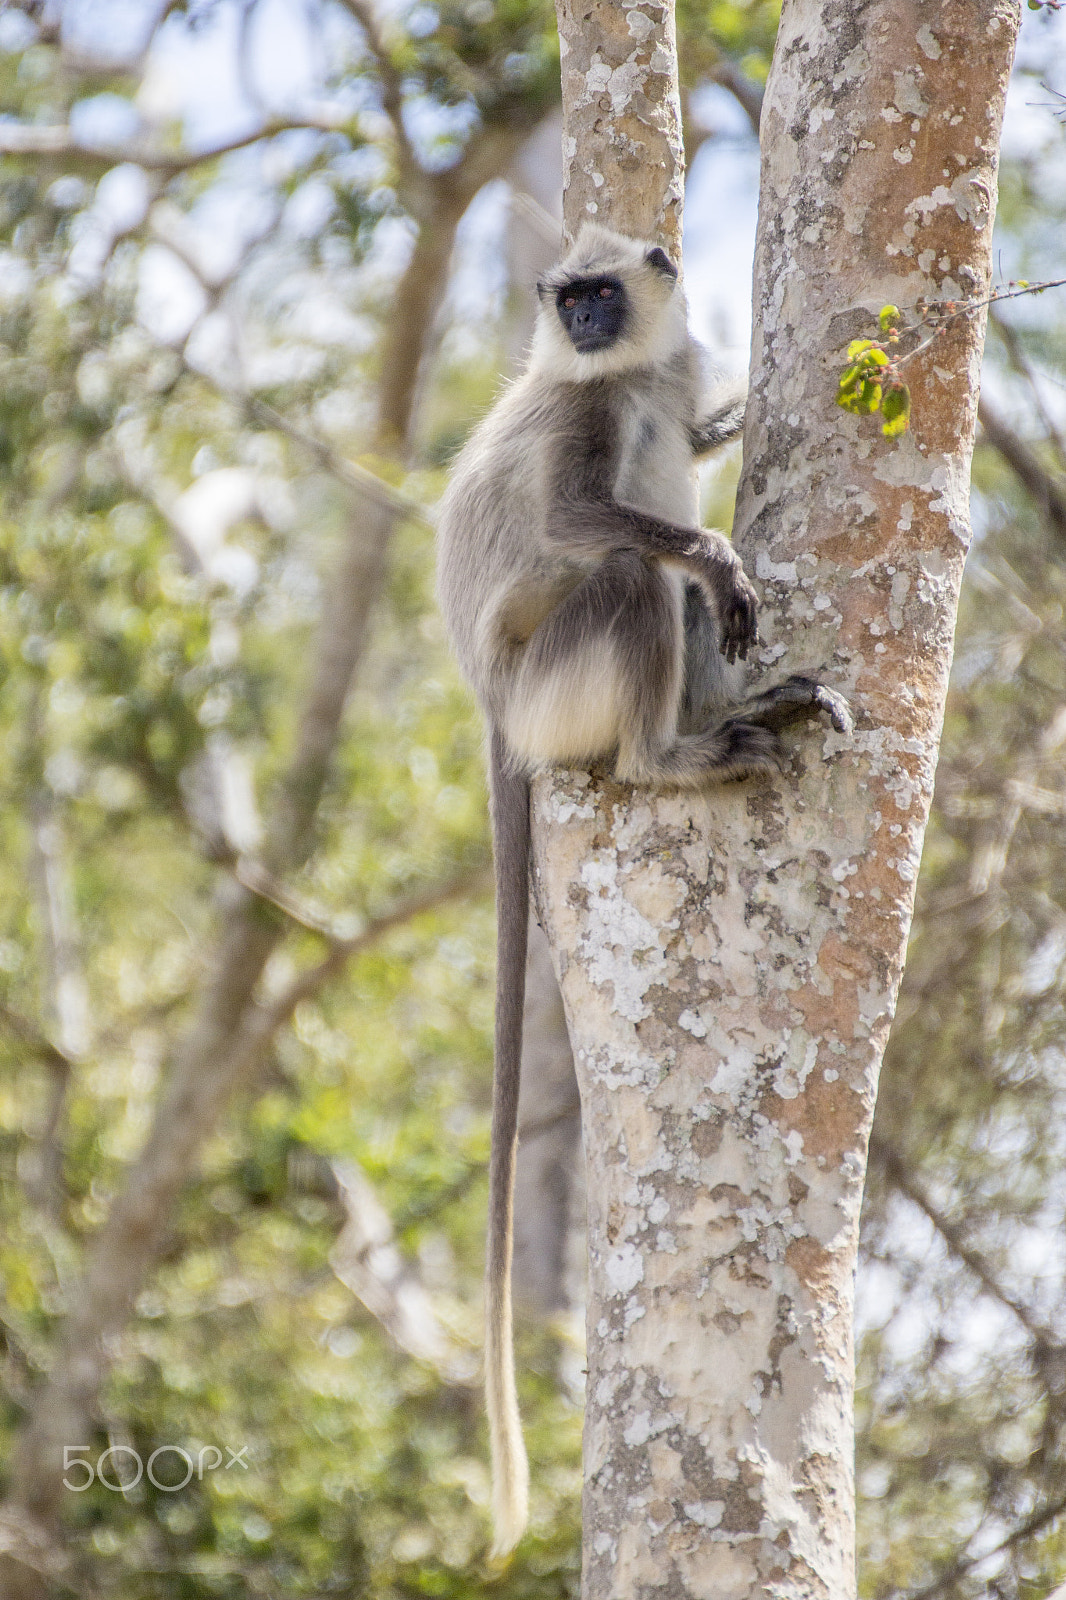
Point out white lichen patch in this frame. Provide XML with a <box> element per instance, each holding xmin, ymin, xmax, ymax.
<box><xmin>710</xmin><ymin>1044</ymin><xmax>756</xmax><ymax>1096</ymax></box>
<box><xmin>755</xmin><ymin>550</ymin><xmax>799</xmax><ymax>584</ymax></box>
<box><xmin>916</xmin><ymin>23</ymin><xmax>941</xmax><ymax>58</ymax></box>
<box><xmin>678</xmin><ymin>1008</ymin><xmax>708</xmax><ymax>1038</ymax></box>
<box><xmin>578</xmin><ymin>855</ymin><xmax>672</xmax><ymax>1021</ymax></box>
<box><xmin>624</xmin><ymin>8</ymin><xmax>654</xmax><ymax>41</ymax></box>
<box><xmin>891</xmin><ymin>70</ymin><xmax>928</xmax><ymax>118</ymax></box>
<box><xmin>683</xmin><ymin>1501</ymin><xmax>725</xmax><ymax>1529</ymax></box>
<box><xmin>772</xmin><ymin>1038</ymin><xmax>819</xmax><ymax>1101</ymax></box>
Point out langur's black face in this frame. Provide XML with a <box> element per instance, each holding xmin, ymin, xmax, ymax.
<box><xmin>555</xmin><ymin>276</ymin><xmax>628</xmax><ymax>353</ymax></box>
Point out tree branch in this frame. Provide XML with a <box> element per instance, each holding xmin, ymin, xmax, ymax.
<box><xmin>0</xmin><ymin>114</ymin><xmax>353</xmax><ymax>175</ymax></box>
<box><xmin>329</xmin><ymin>1158</ymin><xmax>473</xmax><ymax>1380</ymax></box>
<box><xmin>905</xmin><ymin>1487</ymin><xmax>1066</xmax><ymax>1600</ymax></box>
<box><xmin>708</xmin><ymin>59</ymin><xmax>764</xmax><ymax>134</ymax></box>
<box><xmin>989</xmin><ymin>308</ymin><xmax>1066</xmax><ymax>462</ymax></box>
<box><xmin>0</xmin><ymin>1003</ymin><xmax>74</xmax><ymax>1073</ymax></box>
<box><xmin>870</xmin><ymin>1133</ymin><xmax>1059</xmax><ymax>1349</ymax></box>
<box><xmin>331</xmin><ymin>0</ymin><xmax>419</xmax><ymax>187</ymax></box>
<box><xmin>253</xmin><ymin>867</ymin><xmax>491</xmax><ymax>1030</ymax></box>
<box><xmin>245</xmin><ymin>395</ymin><xmax>430</xmax><ymax>521</ymax></box>
<box><xmin>1</xmin><ymin>80</ymin><xmax>519</xmax><ymax>1582</ymax></box>
<box><xmin>978</xmin><ymin>395</ymin><xmax>1066</xmax><ymax>542</ymax></box>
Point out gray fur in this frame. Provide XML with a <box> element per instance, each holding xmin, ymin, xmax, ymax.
<box><xmin>435</xmin><ymin>222</ymin><xmax>852</xmax><ymax>1558</ymax></box>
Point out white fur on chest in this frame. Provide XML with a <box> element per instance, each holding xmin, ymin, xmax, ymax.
<box><xmin>613</xmin><ymin>393</ymin><xmax>698</xmax><ymax>525</ymax></box>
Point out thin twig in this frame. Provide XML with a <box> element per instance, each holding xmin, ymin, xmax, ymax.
<box><xmin>0</xmin><ymin>113</ymin><xmax>355</xmax><ymax>174</ymax></box>
<box><xmin>234</xmin><ymin>859</ymin><xmax>364</xmax><ymax>940</ymax></box>
<box><xmin>990</xmin><ymin>309</ymin><xmax>1066</xmax><ymax>462</ymax></box>
<box><xmin>247</xmin><ymin>395</ymin><xmax>432</xmax><ymax>520</ymax></box>
<box><xmin>250</xmin><ymin>866</ymin><xmax>492</xmax><ymax>1042</ymax></box>
<box><xmin>978</xmin><ymin>395</ymin><xmax>1066</xmax><ymax>541</ymax></box>
<box><xmin>0</xmin><ymin>1003</ymin><xmax>74</xmax><ymax>1072</ymax></box>
<box><xmin>894</xmin><ymin>278</ymin><xmax>1066</xmax><ymax>373</ymax></box>
<box><xmin>904</xmin><ymin>1488</ymin><xmax>1066</xmax><ymax>1600</ymax></box>
<box><xmin>172</xmin><ymin>350</ymin><xmax>430</xmax><ymax>520</ymax></box>
<box><xmin>510</xmin><ymin>188</ymin><xmax>562</xmax><ymax>247</ymax></box>
<box><xmin>332</xmin><ymin>0</ymin><xmax>419</xmax><ymax>183</ymax></box>
<box><xmin>870</xmin><ymin>1132</ymin><xmax>1058</xmax><ymax>1347</ymax></box>
<box><xmin>708</xmin><ymin>59</ymin><xmax>764</xmax><ymax>134</ymax></box>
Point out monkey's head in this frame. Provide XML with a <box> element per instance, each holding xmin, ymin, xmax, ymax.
<box><xmin>529</xmin><ymin>223</ymin><xmax>688</xmax><ymax>381</ymax></box>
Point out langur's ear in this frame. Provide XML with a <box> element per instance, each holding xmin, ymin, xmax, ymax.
<box><xmin>645</xmin><ymin>246</ymin><xmax>678</xmax><ymax>280</ymax></box>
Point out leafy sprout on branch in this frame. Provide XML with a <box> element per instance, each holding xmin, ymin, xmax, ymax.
<box><xmin>836</xmin><ymin>277</ymin><xmax>1066</xmax><ymax>438</ymax></box>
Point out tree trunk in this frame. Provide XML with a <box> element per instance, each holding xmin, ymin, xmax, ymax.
<box><xmin>534</xmin><ymin>1</ymin><xmax>1019</xmax><ymax>1595</ymax></box>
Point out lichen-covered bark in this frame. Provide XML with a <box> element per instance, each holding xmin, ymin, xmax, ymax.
<box><xmin>533</xmin><ymin>1</ymin><xmax>1019</xmax><ymax>1596</ymax></box>
<box><xmin>554</xmin><ymin>0</ymin><xmax>684</xmax><ymax>253</ymax></box>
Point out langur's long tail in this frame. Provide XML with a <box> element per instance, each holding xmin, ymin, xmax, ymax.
<box><xmin>485</xmin><ymin>724</ymin><xmax>531</xmax><ymax>1559</ymax></box>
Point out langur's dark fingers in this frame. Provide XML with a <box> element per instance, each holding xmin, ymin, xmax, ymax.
<box><xmin>737</xmin><ymin>675</ymin><xmax>855</xmax><ymax>736</ymax></box>
<box><xmin>814</xmin><ymin>684</ymin><xmax>855</xmax><ymax>735</ymax></box>
<box><xmin>720</xmin><ymin>580</ymin><xmax>759</xmax><ymax>662</ymax></box>
<box><xmin>789</xmin><ymin>678</ymin><xmax>853</xmax><ymax>732</ymax></box>
<box><xmin>737</xmin><ymin>621</ymin><xmax>759</xmax><ymax>662</ymax></box>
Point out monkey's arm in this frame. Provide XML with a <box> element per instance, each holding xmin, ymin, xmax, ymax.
<box><xmin>548</xmin><ymin>493</ymin><xmax>758</xmax><ymax>662</ymax></box>
<box><xmin>688</xmin><ymin>359</ymin><xmax>746</xmax><ymax>457</ymax></box>
<box><xmin>689</xmin><ymin>392</ymin><xmax>745</xmax><ymax>457</ymax></box>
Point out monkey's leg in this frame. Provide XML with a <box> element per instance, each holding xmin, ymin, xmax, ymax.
<box><xmin>738</xmin><ymin>675</ymin><xmax>854</xmax><ymax>737</ymax></box>
<box><xmin>504</xmin><ymin>549</ymin><xmax>673</xmax><ymax>769</ymax></box>
<box><xmin>678</xmin><ymin>581</ymin><xmax>747</xmax><ymax>733</ymax></box>
<box><xmin>547</xmin><ymin>498</ymin><xmax>760</xmax><ymax>663</ymax></box>
<box><xmin>616</xmin><ymin>709</ymin><xmax>783</xmax><ymax>789</ymax></box>
<box><xmin>601</xmin><ymin>560</ymin><xmax>781</xmax><ymax>789</ymax></box>
<box><xmin>504</xmin><ymin>553</ymin><xmax>779</xmax><ymax>787</ymax></box>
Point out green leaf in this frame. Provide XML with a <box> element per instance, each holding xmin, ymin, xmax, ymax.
<box><xmin>837</xmin><ymin>367</ymin><xmax>868</xmax><ymax>411</ymax></box>
<box><xmin>881</xmin><ymin>384</ymin><xmax>912</xmax><ymax>436</ymax></box>
<box><xmin>847</xmin><ymin>338</ymin><xmax>876</xmax><ymax>359</ymax></box>
<box><xmin>855</xmin><ymin>379</ymin><xmax>883</xmax><ymax>415</ymax></box>
<box><xmin>879</xmin><ymin>304</ymin><xmax>901</xmax><ymax>331</ymax></box>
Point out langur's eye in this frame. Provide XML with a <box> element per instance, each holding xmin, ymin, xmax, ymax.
<box><xmin>564</xmin><ymin>296</ymin><xmax>576</xmax><ymax>308</ymax></box>
<box><xmin>599</xmin><ymin>285</ymin><xmax>613</xmax><ymax>298</ymax></box>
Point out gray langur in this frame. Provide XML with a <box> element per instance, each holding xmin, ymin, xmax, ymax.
<box><xmin>435</xmin><ymin>222</ymin><xmax>852</xmax><ymax>1557</ymax></box>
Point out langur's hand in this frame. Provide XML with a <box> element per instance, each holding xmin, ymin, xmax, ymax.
<box><xmin>719</xmin><ymin>565</ymin><xmax>759</xmax><ymax>663</ymax></box>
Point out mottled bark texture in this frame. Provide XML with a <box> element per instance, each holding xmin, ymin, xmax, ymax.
<box><xmin>533</xmin><ymin>1</ymin><xmax>1019</xmax><ymax>1596</ymax></box>
<box><xmin>554</xmin><ymin>0</ymin><xmax>684</xmax><ymax>255</ymax></box>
